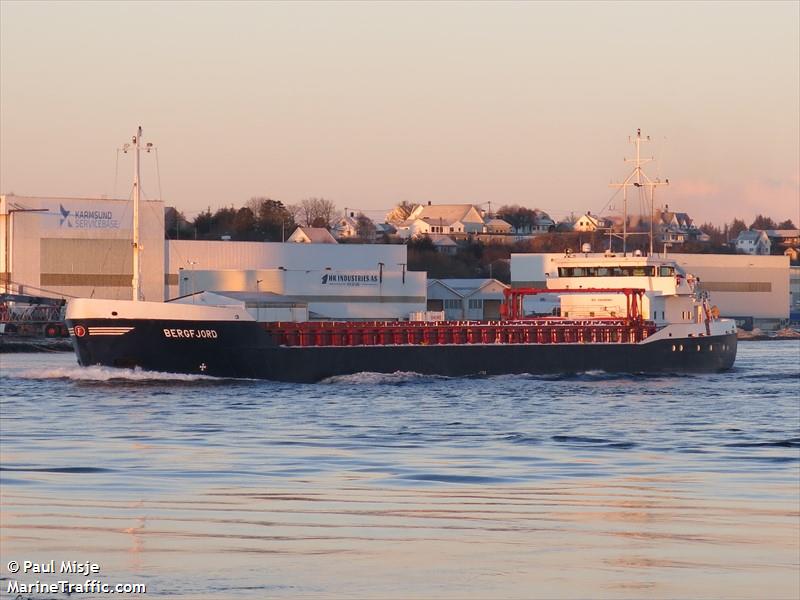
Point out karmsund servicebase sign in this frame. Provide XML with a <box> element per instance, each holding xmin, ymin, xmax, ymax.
<box><xmin>38</xmin><ymin>200</ymin><xmax>130</xmax><ymax>230</ymax></box>
<box><xmin>58</xmin><ymin>204</ymin><xmax>121</xmax><ymax>229</ymax></box>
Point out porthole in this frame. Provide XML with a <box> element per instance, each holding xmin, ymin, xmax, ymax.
<box><xmin>111</xmin><ymin>311</ymin><xmax>118</xmax><ymax>316</ymax></box>
<box><xmin>709</xmin><ymin>344</ymin><xmax>713</xmax><ymax>351</ymax></box>
<box><xmin>679</xmin><ymin>344</ymin><xmax>684</xmax><ymax>351</ymax></box>
<box><xmin>671</xmin><ymin>344</ymin><xmax>676</xmax><ymax>352</ymax></box>
<box><xmin>696</xmin><ymin>345</ymin><xmax>701</xmax><ymax>352</ymax></box>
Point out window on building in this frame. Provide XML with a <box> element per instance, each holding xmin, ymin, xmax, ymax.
<box><xmin>468</xmin><ymin>299</ymin><xmax>483</xmax><ymax>309</ymax></box>
<box><xmin>444</xmin><ymin>299</ymin><xmax>461</xmax><ymax>309</ymax></box>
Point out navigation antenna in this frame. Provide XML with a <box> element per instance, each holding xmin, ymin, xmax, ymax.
<box><xmin>609</xmin><ymin>129</ymin><xmax>669</xmax><ymax>256</ymax></box>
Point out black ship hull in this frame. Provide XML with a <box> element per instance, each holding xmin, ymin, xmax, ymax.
<box><xmin>67</xmin><ymin>318</ymin><xmax>738</xmax><ymax>382</ymax></box>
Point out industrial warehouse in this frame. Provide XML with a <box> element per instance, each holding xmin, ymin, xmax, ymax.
<box><xmin>1</xmin><ymin>193</ymin><xmax>794</xmax><ymax>330</ymax></box>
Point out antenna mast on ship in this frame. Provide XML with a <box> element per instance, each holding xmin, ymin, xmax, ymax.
<box><xmin>609</xmin><ymin>129</ymin><xmax>669</xmax><ymax>256</ymax></box>
<box><xmin>122</xmin><ymin>126</ymin><xmax>152</xmax><ymax>301</ymax></box>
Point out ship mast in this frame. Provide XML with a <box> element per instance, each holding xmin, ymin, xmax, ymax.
<box><xmin>132</xmin><ymin>126</ymin><xmax>142</xmax><ymax>301</ymax></box>
<box><xmin>609</xmin><ymin>129</ymin><xmax>669</xmax><ymax>256</ymax></box>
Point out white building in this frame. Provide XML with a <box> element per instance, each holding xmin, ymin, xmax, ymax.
<box><xmin>1</xmin><ymin>195</ymin><xmax>416</xmax><ymax>305</ymax></box>
<box><xmin>1</xmin><ymin>194</ymin><xmax>165</xmax><ymax>301</ymax></box>
<box><xmin>426</xmin><ymin>278</ymin><xmax>508</xmax><ymax>320</ymax></box>
<box><xmin>179</xmin><ymin>267</ymin><xmax>426</xmax><ymax>321</ymax></box>
<box><xmin>286</xmin><ymin>227</ymin><xmax>338</xmax><ymax>244</ymax></box>
<box><xmin>572</xmin><ymin>213</ymin><xmax>609</xmax><ymax>232</ymax></box>
<box><xmin>395</xmin><ymin>203</ymin><xmax>487</xmax><ymax>239</ymax></box>
<box><xmin>735</xmin><ymin>230</ymin><xmax>771</xmax><ymax>255</ymax></box>
<box><xmin>484</xmin><ymin>218</ymin><xmax>513</xmax><ymax>234</ymax></box>
<box><xmin>166</xmin><ymin>239</ymin><xmax>411</xmax><ymax>300</ymax></box>
<box><xmin>332</xmin><ymin>214</ymin><xmax>359</xmax><ymax>239</ymax></box>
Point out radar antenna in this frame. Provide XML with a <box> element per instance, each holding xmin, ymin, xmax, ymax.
<box><xmin>609</xmin><ymin>129</ymin><xmax>669</xmax><ymax>256</ymax></box>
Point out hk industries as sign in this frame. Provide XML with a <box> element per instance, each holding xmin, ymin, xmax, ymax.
<box><xmin>320</xmin><ymin>272</ymin><xmax>379</xmax><ymax>287</ymax></box>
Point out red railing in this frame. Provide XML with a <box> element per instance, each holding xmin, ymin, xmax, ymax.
<box><xmin>264</xmin><ymin>319</ymin><xmax>657</xmax><ymax>348</ymax></box>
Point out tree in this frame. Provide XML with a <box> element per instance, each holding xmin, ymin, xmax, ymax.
<box><xmin>386</xmin><ymin>201</ymin><xmax>417</xmax><ymax>224</ymax></box>
<box><xmin>749</xmin><ymin>214</ymin><xmax>778</xmax><ymax>230</ymax></box>
<box><xmin>355</xmin><ymin>213</ymin><xmax>376</xmax><ymax>240</ymax></box>
<box><xmin>164</xmin><ymin>207</ymin><xmax>193</xmax><ymax>239</ymax></box>
<box><xmin>193</xmin><ymin>208</ymin><xmax>213</xmax><ymax>239</ymax></box>
<box><xmin>233</xmin><ymin>207</ymin><xmax>257</xmax><ymax>240</ymax></box>
<box><xmin>247</xmin><ymin>197</ymin><xmax>295</xmax><ymax>241</ymax></box>
<box><xmin>211</xmin><ymin>207</ymin><xmax>237</xmax><ymax>238</ymax></box>
<box><xmin>299</xmin><ymin>197</ymin><xmax>337</xmax><ymax>228</ymax></box>
<box><xmin>728</xmin><ymin>218</ymin><xmax>748</xmax><ymax>240</ymax></box>
<box><xmin>777</xmin><ymin>219</ymin><xmax>797</xmax><ymax>229</ymax></box>
<box><xmin>496</xmin><ymin>205</ymin><xmax>541</xmax><ymax>232</ymax></box>
<box><xmin>699</xmin><ymin>222</ymin><xmax>726</xmax><ymax>246</ymax></box>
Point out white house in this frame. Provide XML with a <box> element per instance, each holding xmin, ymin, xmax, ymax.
<box><xmin>396</xmin><ymin>203</ymin><xmax>487</xmax><ymax>239</ymax></box>
<box><xmin>573</xmin><ymin>212</ymin><xmax>609</xmax><ymax>232</ymax></box>
<box><xmin>735</xmin><ymin>230</ymin><xmax>771</xmax><ymax>255</ymax></box>
<box><xmin>286</xmin><ymin>227</ymin><xmax>338</xmax><ymax>244</ymax></box>
<box><xmin>484</xmin><ymin>218</ymin><xmax>513</xmax><ymax>234</ymax></box>
<box><xmin>332</xmin><ymin>214</ymin><xmax>359</xmax><ymax>239</ymax></box>
<box><xmin>656</xmin><ymin>209</ymin><xmax>697</xmax><ymax>245</ymax></box>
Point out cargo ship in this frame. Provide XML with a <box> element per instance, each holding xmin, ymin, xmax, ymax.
<box><xmin>65</xmin><ymin>128</ymin><xmax>737</xmax><ymax>381</ymax></box>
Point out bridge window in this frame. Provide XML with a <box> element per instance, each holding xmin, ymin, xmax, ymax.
<box><xmin>558</xmin><ymin>265</ymin><xmax>656</xmax><ymax>277</ymax></box>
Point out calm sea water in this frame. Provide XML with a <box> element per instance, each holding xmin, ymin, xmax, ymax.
<box><xmin>1</xmin><ymin>342</ymin><xmax>799</xmax><ymax>599</ymax></box>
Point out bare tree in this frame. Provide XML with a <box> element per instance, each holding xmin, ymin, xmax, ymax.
<box><xmin>300</xmin><ymin>197</ymin><xmax>337</xmax><ymax>228</ymax></box>
<box><xmin>386</xmin><ymin>201</ymin><xmax>417</xmax><ymax>225</ymax></box>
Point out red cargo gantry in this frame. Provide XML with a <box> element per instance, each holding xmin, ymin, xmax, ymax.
<box><xmin>263</xmin><ymin>287</ymin><xmax>657</xmax><ymax>348</ymax></box>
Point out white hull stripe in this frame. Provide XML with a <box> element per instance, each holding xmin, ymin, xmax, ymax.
<box><xmin>87</xmin><ymin>327</ymin><xmax>135</xmax><ymax>336</ymax></box>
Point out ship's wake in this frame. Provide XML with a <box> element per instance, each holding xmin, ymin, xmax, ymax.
<box><xmin>320</xmin><ymin>371</ymin><xmax>450</xmax><ymax>385</ymax></box>
<box><xmin>14</xmin><ymin>364</ymin><xmax>216</xmax><ymax>382</ymax></box>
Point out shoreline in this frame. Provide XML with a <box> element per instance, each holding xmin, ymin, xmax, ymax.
<box><xmin>0</xmin><ymin>338</ymin><xmax>74</xmax><ymax>353</ymax></box>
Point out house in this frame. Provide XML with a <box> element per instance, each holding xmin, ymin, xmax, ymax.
<box><xmin>494</xmin><ymin>208</ymin><xmax>554</xmax><ymax>234</ymax></box>
<box><xmin>375</xmin><ymin>222</ymin><xmax>396</xmax><ymax>237</ymax></box>
<box><xmin>531</xmin><ymin>210</ymin><xmax>555</xmax><ymax>232</ymax></box>
<box><xmin>484</xmin><ymin>218</ymin><xmax>513</xmax><ymax>234</ymax></box>
<box><xmin>426</xmin><ymin>278</ymin><xmax>509</xmax><ymax>320</ymax></box>
<box><xmin>395</xmin><ymin>203</ymin><xmax>487</xmax><ymax>239</ymax></box>
<box><xmin>332</xmin><ymin>214</ymin><xmax>359</xmax><ymax>239</ymax></box>
<box><xmin>735</xmin><ymin>230</ymin><xmax>771</xmax><ymax>255</ymax></box>
<box><xmin>573</xmin><ymin>212</ymin><xmax>610</xmax><ymax>232</ymax></box>
<box><xmin>286</xmin><ymin>226</ymin><xmax>338</xmax><ymax>244</ymax></box>
<box><xmin>655</xmin><ymin>207</ymin><xmax>708</xmax><ymax>245</ymax></box>
<box><xmin>766</xmin><ymin>229</ymin><xmax>800</xmax><ymax>253</ymax></box>
<box><xmin>428</xmin><ymin>234</ymin><xmax>459</xmax><ymax>255</ymax></box>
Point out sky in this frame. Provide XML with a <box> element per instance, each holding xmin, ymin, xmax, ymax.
<box><xmin>1</xmin><ymin>0</ymin><xmax>798</xmax><ymax>227</ymax></box>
